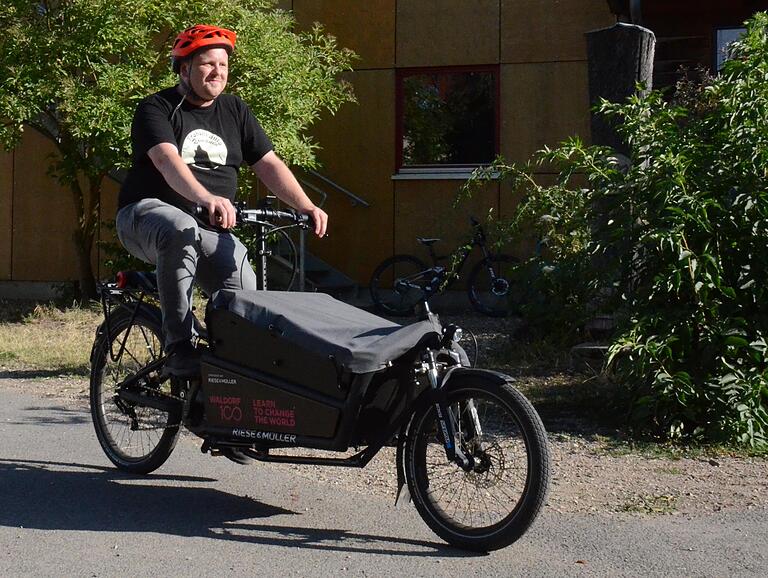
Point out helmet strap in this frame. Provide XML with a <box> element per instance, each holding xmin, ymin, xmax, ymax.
<box><xmin>177</xmin><ymin>64</ymin><xmax>214</xmax><ymax>106</ymax></box>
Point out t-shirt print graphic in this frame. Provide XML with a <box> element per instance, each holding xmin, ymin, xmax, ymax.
<box><xmin>181</xmin><ymin>129</ymin><xmax>228</xmax><ymax>171</ymax></box>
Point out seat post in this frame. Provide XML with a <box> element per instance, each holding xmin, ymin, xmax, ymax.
<box><xmin>416</xmin><ymin>237</ymin><xmax>441</xmax><ymax>264</ymax></box>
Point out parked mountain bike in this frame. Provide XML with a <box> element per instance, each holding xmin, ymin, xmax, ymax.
<box><xmin>89</xmin><ymin>207</ymin><xmax>550</xmax><ymax>552</ymax></box>
<box><xmin>369</xmin><ymin>217</ymin><xmax>518</xmax><ymax>317</ymax></box>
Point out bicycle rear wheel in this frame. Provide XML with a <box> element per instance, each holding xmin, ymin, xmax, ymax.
<box><xmin>467</xmin><ymin>254</ymin><xmax>519</xmax><ymax>317</ymax></box>
<box><xmin>90</xmin><ymin>307</ymin><xmax>181</xmax><ymax>474</ymax></box>
<box><xmin>369</xmin><ymin>254</ymin><xmax>430</xmax><ymax>316</ymax></box>
<box><xmin>405</xmin><ymin>377</ymin><xmax>550</xmax><ymax>551</ymax></box>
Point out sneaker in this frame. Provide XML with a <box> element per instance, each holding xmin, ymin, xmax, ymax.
<box><xmin>163</xmin><ymin>341</ymin><xmax>201</xmax><ymax>377</ymax></box>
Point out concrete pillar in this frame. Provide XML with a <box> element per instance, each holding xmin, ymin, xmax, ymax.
<box><xmin>586</xmin><ymin>23</ymin><xmax>655</xmax><ymax>155</ymax></box>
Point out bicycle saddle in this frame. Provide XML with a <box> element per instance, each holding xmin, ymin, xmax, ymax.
<box><xmin>416</xmin><ymin>238</ymin><xmax>440</xmax><ymax>246</ymax></box>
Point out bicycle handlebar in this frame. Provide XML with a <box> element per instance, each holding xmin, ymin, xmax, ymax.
<box><xmin>195</xmin><ymin>205</ymin><xmax>312</xmax><ymax>229</ymax></box>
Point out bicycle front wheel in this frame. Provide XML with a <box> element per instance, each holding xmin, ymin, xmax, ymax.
<box><xmin>405</xmin><ymin>377</ymin><xmax>550</xmax><ymax>551</ymax></box>
<box><xmin>467</xmin><ymin>254</ymin><xmax>519</xmax><ymax>317</ymax></box>
<box><xmin>90</xmin><ymin>307</ymin><xmax>181</xmax><ymax>474</ymax></box>
<box><xmin>369</xmin><ymin>254</ymin><xmax>430</xmax><ymax>316</ymax></box>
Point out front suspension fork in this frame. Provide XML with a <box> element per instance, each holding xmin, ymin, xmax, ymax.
<box><xmin>425</xmin><ymin>351</ymin><xmax>473</xmax><ymax>470</ymax></box>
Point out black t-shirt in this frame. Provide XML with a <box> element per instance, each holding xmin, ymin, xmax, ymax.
<box><xmin>119</xmin><ymin>86</ymin><xmax>273</xmax><ymax>215</ymax></box>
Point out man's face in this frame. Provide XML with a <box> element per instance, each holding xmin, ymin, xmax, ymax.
<box><xmin>183</xmin><ymin>47</ymin><xmax>229</xmax><ymax>103</ymax></box>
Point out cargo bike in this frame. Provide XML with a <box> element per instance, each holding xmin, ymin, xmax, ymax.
<box><xmin>89</xmin><ymin>207</ymin><xmax>550</xmax><ymax>552</ymax></box>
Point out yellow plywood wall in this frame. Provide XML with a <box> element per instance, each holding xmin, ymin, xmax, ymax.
<box><xmin>307</xmin><ymin>69</ymin><xmax>396</xmax><ymax>282</ymax></box>
<box><xmin>393</xmin><ymin>180</ymin><xmax>499</xmax><ymax>260</ymax></box>
<box><xmin>0</xmin><ymin>151</ymin><xmax>12</xmax><ymax>279</ymax></box>
<box><xmin>293</xmin><ymin>0</ymin><xmax>396</xmax><ymax>69</ymax></box>
<box><xmin>10</xmin><ymin>130</ymin><xmax>108</xmax><ymax>282</ymax></box>
<box><xmin>396</xmin><ymin>0</ymin><xmax>500</xmax><ymax>67</ymax></box>
<box><xmin>500</xmin><ymin>61</ymin><xmax>592</xmax><ymax>164</ymax></box>
<box><xmin>501</xmin><ymin>0</ymin><xmax>614</xmax><ymax>63</ymax></box>
<box><xmin>12</xmin><ymin>131</ymin><xmax>80</xmax><ymax>281</ymax></box>
<box><xmin>97</xmin><ymin>177</ymin><xmax>121</xmax><ymax>280</ymax></box>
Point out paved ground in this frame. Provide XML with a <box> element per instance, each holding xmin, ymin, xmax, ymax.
<box><xmin>1</xmin><ymin>388</ymin><xmax>766</xmax><ymax>577</ymax></box>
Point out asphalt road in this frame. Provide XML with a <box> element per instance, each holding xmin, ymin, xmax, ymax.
<box><xmin>1</xmin><ymin>388</ymin><xmax>766</xmax><ymax>577</ymax></box>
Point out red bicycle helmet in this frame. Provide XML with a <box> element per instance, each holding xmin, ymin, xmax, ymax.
<box><xmin>171</xmin><ymin>24</ymin><xmax>237</xmax><ymax>59</ymax></box>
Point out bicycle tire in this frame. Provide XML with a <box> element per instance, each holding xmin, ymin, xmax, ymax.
<box><xmin>369</xmin><ymin>254</ymin><xmax>430</xmax><ymax>316</ymax></box>
<box><xmin>90</xmin><ymin>307</ymin><xmax>181</xmax><ymax>474</ymax></box>
<box><xmin>404</xmin><ymin>376</ymin><xmax>550</xmax><ymax>551</ymax></box>
<box><xmin>467</xmin><ymin>254</ymin><xmax>519</xmax><ymax>317</ymax></box>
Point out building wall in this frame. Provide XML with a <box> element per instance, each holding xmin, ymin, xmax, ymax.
<box><xmin>289</xmin><ymin>0</ymin><xmax>613</xmax><ymax>283</ymax></box>
<box><xmin>1</xmin><ymin>128</ymin><xmax>115</xmax><ymax>285</ymax></box>
<box><xmin>0</xmin><ymin>150</ymin><xmax>12</xmax><ymax>280</ymax></box>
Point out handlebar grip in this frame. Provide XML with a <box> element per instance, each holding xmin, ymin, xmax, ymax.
<box><xmin>194</xmin><ymin>205</ymin><xmax>223</xmax><ymax>221</ymax></box>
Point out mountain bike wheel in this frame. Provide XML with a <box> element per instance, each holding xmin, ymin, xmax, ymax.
<box><xmin>90</xmin><ymin>307</ymin><xmax>181</xmax><ymax>474</ymax></box>
<box><xmin>369</xmin><ymin>254</ymin><xmax>430</xmax><ymax>316</ymax></box>
<box><xmin>405</xmin><ymin>377</ymin><xmax>550</xmax><ymax>551</ymax></box>
<box><xmin>467</xmin><ymin>254</ymin><xmax>519</xmax><ymax>317</ymax></box>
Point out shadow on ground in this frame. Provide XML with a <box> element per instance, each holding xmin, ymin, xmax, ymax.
<box><xmin>0</xmin><ymin>458</ymin><xmax>477</xmax><ymax>557</ymax></box>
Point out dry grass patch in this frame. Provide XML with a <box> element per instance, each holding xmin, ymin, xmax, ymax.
<box><xmin>0</xmin><ymin>300</ymin><xmax>101</xmax><ymax>376</ymax></box>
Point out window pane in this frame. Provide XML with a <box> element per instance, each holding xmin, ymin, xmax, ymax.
<box><xmin>402</xmin><ymin>70</ymin><xmax>496</xmax><ymax>166</ymax></box>
<box><xmin>716</xmin><ymin>27</ymin><xmax>745</xmax><ymax>71</ymax></box>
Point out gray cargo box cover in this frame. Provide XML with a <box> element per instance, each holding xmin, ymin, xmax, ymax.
<box><xmin>209</xmin><ymin>290</ymin><xmax>442</xmax><ymax>373</ymax></box>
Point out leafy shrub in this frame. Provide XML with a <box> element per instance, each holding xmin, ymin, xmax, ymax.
<box><xmin>460</xmin><ymin>147</ymin><xmax>605</xmax><ymax>345</ymax></box>
<box><xmin>464</xmin><ymin>13</ymin><xmax>768</xmax><ymax>446</ymax></box>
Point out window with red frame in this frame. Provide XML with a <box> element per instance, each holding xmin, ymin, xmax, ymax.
<box><xmin>396</xmin><ymin>66</ymin><xmax>499</xmax><ymax>170</ymax></box>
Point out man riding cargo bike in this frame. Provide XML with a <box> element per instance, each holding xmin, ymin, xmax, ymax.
<box><xmin>116</xmin><ymin>24</ymin><xmax>328</xmax><ymax>377</ymax></box>
<box><xmin>91</xmin><ymin>24</ymin><xmax>551</xmax><ymax>552</ymax></box>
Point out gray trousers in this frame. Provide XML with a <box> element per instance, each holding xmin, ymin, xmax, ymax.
<box><xmin>116</xmin><ymin>198</ymin><xmax>257</xmax><ymax>349</ymax></box>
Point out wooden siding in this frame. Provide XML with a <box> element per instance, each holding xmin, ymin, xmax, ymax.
<box><xmin>305</xmin><ymin>69</ymin><xmax>397</xmax><ymax>283</ymax></box>
<box><xmin>396</xmin><ymin>0</ymin><xmax>501</xmax><ymax>67</ymax></box>
<box><xmin>500</xmin><ymin>61</ymin><xmax>592</xmax><ymax>165</ymax></box>
<box><xmin>0</xmin><ymin>150</ymin><xmax>12</xmax><ymax>280</ymax></box>
<box><xmin>293</xmin><ymin>0</ymin><xmax>396</xmax><ymax>69</ymax></box>
<box><xmin>501</xmin><ymin>0</ymin><xmax>614</xmax><ymax>63</ymax></box>
<box><xmin>393</xmin><ymin>179</ymin><xmax>500</xmax><ymax>271</ymax></box>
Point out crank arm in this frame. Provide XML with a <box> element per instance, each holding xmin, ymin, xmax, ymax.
<box><xmin>116</xmin><ymin>388</ymin><xmax>181</xmax><ymax>413</ymax></box>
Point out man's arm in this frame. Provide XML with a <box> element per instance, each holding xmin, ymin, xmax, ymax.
<box><xmin>251</xmin><ymin>151</ymin><xmax>328</xmax><ymax>237</ymax></box>
<box><xmin>147</xmin><ymin>142</ymin><xmax>237</xmax><ymax>228</ymax></box>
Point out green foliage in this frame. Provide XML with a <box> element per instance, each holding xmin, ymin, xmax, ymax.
<box><xmin>461</xmin><ymin>150</ymin><xmax>601</xmax><ymax>344</ymax></box>
<box><xmin>0</xmin><ymin>0</ymin><xmax>355</xmax><ymax>297</ymax></box>
<box><xmin>463</xmin><ymin>13</ymin><xmax>768</xmax><ymax>447</ymax></box>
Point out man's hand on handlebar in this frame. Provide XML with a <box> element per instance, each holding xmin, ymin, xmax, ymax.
<box><xmin>300</xmin><ymin>205</ymin><xmax>328</xmax><ymax>238</ymax></box>
<box><xmin>204</xmin><ymin>196</ymin><xmax>237</xmax><ymax>229</ymax></box>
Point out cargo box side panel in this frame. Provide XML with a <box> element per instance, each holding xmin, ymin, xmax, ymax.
<box><xmin>202</xmin><ymin>364</ymin><xmax>340</xmax><ymax>438</ymax></box>
<box><xmin>207</xmin><ymin>309</ymin><xmax>345</xmax><ymax>400</ymax></box>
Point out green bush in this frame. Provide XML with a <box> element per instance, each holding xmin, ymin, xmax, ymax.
<box><xmin>464</xmin><ymin>13</ymin><xmax>768</xmax><ymax>447</ymax></box>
